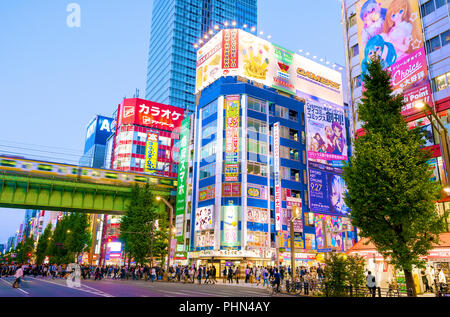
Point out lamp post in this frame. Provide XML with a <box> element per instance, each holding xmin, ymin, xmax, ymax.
<box><xmin>415</xmin><ymin>101</ymin><xmax>450</xmax><ymax>193</ymax></box>
<box><xmin>289</xmin><ymin>205</ymin><xmax>301</xmax><ymax>281</ymax></box>
<box><xmin>156</xmin><ymin>196</ymin><xmax>174</xmax><ymax>271</ymax></box>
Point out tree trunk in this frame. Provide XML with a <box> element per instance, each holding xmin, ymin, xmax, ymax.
<box><xmin>404</xmin><ymin>269</ymin><xmax>417</xmax><ymax>297</ymax></box>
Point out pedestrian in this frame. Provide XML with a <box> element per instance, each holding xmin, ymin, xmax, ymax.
<box><xmin>303</xmin><ymin>272</ymin><xmax>310</xmax><ymax>295</ymax></box>
<box><xmin>438</xmin><ymin>268</ymin><xmax>447</xmax><ymax>295</ymax></box>
<box><xmin>235</xmin><ymin>266</ymin><xmax>240</xmax><ymax>284</ymax></box>
<box><xmin>12</xmin><ymin>265</ymin><xmax>24</xmax><ymax>288</ymax></box>
<box><xmin>222</xmin><ymin>267</ymin><xmax>227</xmax><ymax>283</ymax></box>
<box><xmin>262</xmin><ymin>268</ymin><xmax>269</xmax><ymax>287</ymax></box>
<box><xmin>227</xmin><ymin>266</ymin><xmax>234</xmax><ymax>284</ymax></box>
<box><xmin>197</xmin><ymin>267</ymin><xmax>202</xmax><ymax>284</ymax></box>
<box><xmin>211</xmin><ymin>265</ymin><xmax>217</xmax><ymax>284</ymax></box>
<box><xmin>366</xmin><ymin>271</ymin><xmax>376</xmax><ymax>297</ymax></box>
<box><xmin>204</xmin><ymin>267</ymin><xmax>211</xmax><ymax>284</ymax></box>
<box><xmin>421</xmin><ymin>269</ymin><xmax>430</xmax><ymax>293</ymax></box>
<box><xmin>245</xmin><ymin>266</ymin><xmax>250</xmax><ymax>283</ymax></box>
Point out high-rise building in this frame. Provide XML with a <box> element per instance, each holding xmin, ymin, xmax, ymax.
<box><xmin>145</xmin><ymin>0</ymin><xmax>258</xmax><ymax>112</ymax></box>
<box><xmin>179</xmin><ymin>29</ymin><xmax>356</xmax><ymax>269</ymax></box>
<box><xmin>79</xmin><ymin>115</ymin><xmax>116</xmax><ymax>169</ymax></box>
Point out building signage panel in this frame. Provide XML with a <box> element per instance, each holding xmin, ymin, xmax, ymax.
<box><xmin>144</xmin><ymin>133</ymin><xmax>159</xmax><ymax>173</ymax></box>
<box><xmin>194</xmin><ymin>205</ymin><xmax>214</xmax><ymax>231</ymax></box>
<box><xmin>246</xmin><ymin>183</ymin><xmax>267</xmax><ymax>199</ymax></box>
<box><xmin>224</xmin><ymin>95</ymin><xmax>240</xmax><ymax>182</ymax></box>
<box><xmin>273</xmin><ymin>122</ymin><xmax>282</xmax><ymax>231</ymax></box>
<box><xmin>222</xmin><ymin>206</ymin><xmax>239</xmax><ymax>247</ymax></box>
<box><xmin>175</xmin><ymin>117</ymin><xmax>190</xmax><ymax>241</ymax></box>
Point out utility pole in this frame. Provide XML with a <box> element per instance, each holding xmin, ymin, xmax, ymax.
<box><xmin>289</xmin><ymin>204</ymin><xmax>301</xmax><ymax>281</ymax></box>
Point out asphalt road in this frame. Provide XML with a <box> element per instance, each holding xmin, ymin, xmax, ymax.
<box><xmin>0</xmin><ymin>276</ymin><xmax>290</xmax><ymax>297</ymax></box>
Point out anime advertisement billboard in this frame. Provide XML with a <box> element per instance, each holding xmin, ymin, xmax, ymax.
<box><xmin>194</xmin><ymin>205</ymin><xmax>214</xmax><ymax>232</ymax></box>
<box><xmin>356</xmin><ymin>0</ymin><xmax>427</xmax><ymax>95</ymax></box>
<box><xmin>309</xmin><ymin>161</ymin><xmax>350</xmax><ymax>217</ymax></box>
<box><xmin>304</xmin><ymin>93</ymin><xmax>348</xmax><ymax>167</ymax></box>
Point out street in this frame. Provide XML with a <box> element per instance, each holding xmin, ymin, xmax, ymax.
<box><xmin>0</xmin><ymin>276</ymin><xmax>291</xmax><ymax>297</ymax></box>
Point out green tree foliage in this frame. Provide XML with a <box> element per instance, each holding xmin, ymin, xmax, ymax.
<box><xmin>120</xmin><ymin>184</ymin><xmax>169</xmax><ymax>266</ymax></box>
<box><xmin>342</xmin><ymin>57</ymin><xmax>448</xmax><ymax>296</ymax></box>
<box><xmin>65</xmin><ymin>212</ymin><xmax>91</xmax><ymax>263</ymax></box>
<box><xmin>36</xmin><ymin>224</ymin><xmax>53</xmax><ymax>264</ymax></box>
<box><xmin>323</xmin><ymin>254</ymin><xmax>366</xmax><ymax>297</ymax></box>
<box><xmin>346</xmin><ymin>255</ymin><xmax>366</xmax><ymax>291</ymax></box>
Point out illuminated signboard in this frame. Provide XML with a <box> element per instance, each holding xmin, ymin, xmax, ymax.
<box><xmin>144</xmin><ymin>133</ymin><xmax>159</xmax><ymax>173</ymax></box>
<box><xmin>118</xmin><ymin>98</ymin><xmax>184</xmax><ymax>131</ymax></box>
<box><xmin>224</xmin><ymin>95</ymin><xmax>240</xmax><ymax>182</ymax></box>
<box><xmin>222</xmin><ymin>206</ymin><xmax>239</xmax><ymax>247</ymax></box>
<box><xmin>273</xmin><ymin>122</ymin><xmax>282</xmax><ymax>232</ymax></box>
<box><xmin>194</xmin><ymin>205</ymin><xmax>214</xmax><ymax>232</ymax></box>
<box><xmin>195</xmin><ymin>29</ymin><xmax>343</xmax><ymax>106</ymax></box>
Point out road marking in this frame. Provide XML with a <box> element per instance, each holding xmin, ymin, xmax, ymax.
<box><xmin>28</xmin><ymin>277</ymin><xmax>113</xmax><ymax>297</ymax></box>
<box><xmin>0</xmin><ymin>278</ymin><xmax>29</xmax><ymax>295</ymax></box>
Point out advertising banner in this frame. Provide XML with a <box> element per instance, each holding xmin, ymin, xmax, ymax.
<box><xmin>286</xmin><ymin>197</ymin><xmax>303</xmax><ymax>234</ymax></box>
<box><xmin>355</xmin><ymin>0</ymin><xmax>428</xmax><ymax>96</ymax></box>
<box><xmin>314</xmin><ymin>214</ymin><xmax>345</xmax><ymax>251</ymax></box>
<box><xmin>224</xmin><ymin>95</ymin><xmax>240</xmax><ymax>182</ymax></box>
<box><xmin>401</xmin><ymin>83</ymin><xmax>432</xmax><ymax>117</ymax></box>
<box><xmin>195</xmin><ymin>29</ymin><xmax>343</xmax><ymax>105</ymax></box>
<box><xmin>247</xmin><ymin>207</ymin><xmax>270</xmax><ymax>224</ymax></box>
<box><xmin>273</xmin><ymin>122</ymin><xmax>282</xmax><ymax>231</ymax></box>
<box><xmin>194</xmin><ymin>205</ymin><xmax>214</xmax><ymax>231</ymax></box>
<box><xmin>247</xmin><ymin>231</ymin><xmax>270</xmax><ymax>248</ymax></box>
<box><xmin>195</xmin><ymin>231</ymin><xmax>215</xmax><ymax>248</ymax></box>
<box><xmin>222</xmin><ymin>183</ymin><xmax>241</xmax><ymax>197</ymax></box>
<box><xmin>246</xmin><ymin>183</ymin><xmax>268</xmax><ymax>199</ymax></box>
<box><xmin>222</xmin><ymin>206</ymin><xmax>239</xmax><ymax>247</ymax></box>
<box><xmin>309</xmin><ymin>161</ymin><xmax>350</xmax><ymax>216</ymax></box>
<box><xmin>84</xmin><ymin>115</ymin><xmax>115</xmax><ymax>153</ymax></box>
<box><xmin>144</xmin><ymin>133</ymin><xmax>159</xmax><ymax>173</ymax></box>
<box><xmin>119</xmin><ymin>98</ymin><xmax>184</xmax><ymax>131</ymax></box>
<box><xmin>175</xmin><ymin>117</ymin><xmax>189</xmax><ymax>241</ymax></box>
<box><xmin>199</xmin><ymin>185</ymin><xmax>215</xmax><ymax>201</ymax></box>
<box><xmin>304</xmin><ymin>94</ymin><xmax>347</xmax><ymax>166</ymax></box>
<box><xmin>304</xmin><ymin>233</ymin><xmax>317</xmax><ymax>250</ymax></box>
<box><xmin>407</xmin><ymin>116</ymin><xmax>434</xmax><ymax>147</ymax></box>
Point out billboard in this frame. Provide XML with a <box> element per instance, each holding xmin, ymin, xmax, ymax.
<box><xmin>246</xmin><ymin>184</ymin><xmax>268</xmax><ymax>199</ymax></box>
<box><xmin>222</xmin><ymin>206</ymin><xmax>239</xmax><ymax>247</ymax></box>
<box><xmin>144</xmin><ymin>133</ymin><xmax>159</xmax><ymax>173</ymax></box>
<box><xmin>118</xmin><ymin>98</ymin><xmax>184</xmax><ymax>131</ymax></box>
<box><xmin>84</xmin><ymin>115</ymin><xmax>115</xmax><ymax>153</ymax></box>
<box><xmin>309</xmin><ymin>161</ymin><xmax>350</xmax><ymax>217</ymax></box>
<box><xmin>194</xmin><ymin>205</ymin><xmax>214</xmax><ymax>231</ymax></box>
<box><xmin>304</xmin><ymin>94</ymin><xmax>348</xmax><ymax>167</ymax></box>
<box><xmin>355</xmin><ymin>0</ymin><xmax>429</xmax><ymax>107</ymax></box>
<box><xmin>314</xmin><ymin>214</ymin><xmax>345</xmax><ymax>251</ymax></box>
<box><xmin>224</xmin><ymin>95</ymin><xmax>240</xmax><ymax>182</ymax></box>
<box><xmin>247</xmin><ymin>207</ymin><xmax>270</xmax><ymax>224</ymax></box>
<box><xmin>175</xmin><ymin>117</ymin><xmax>190</xmax><ymax>242</ymax></box>
<box><xmin>273</xmin><ymin>122</ymin><xmax>282</xmax><ymax>231</ymax></box>
<box><xmin>195</xmin><ymin>29</ymin><xmax>343</xmax><ymax>106</ymax></box>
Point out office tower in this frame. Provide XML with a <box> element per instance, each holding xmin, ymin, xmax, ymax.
<box><xmin>145</xmin><ymin>0</ymin><xmax>257</xmax><ymax>112</ymax></box>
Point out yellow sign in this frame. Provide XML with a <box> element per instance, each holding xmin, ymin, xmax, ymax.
<box><xmin>144</xmin><ymin>132</ymin><xmax>159</xmax><ymax>173</ymax></box>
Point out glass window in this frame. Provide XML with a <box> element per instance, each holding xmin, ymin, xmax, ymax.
<box><xmin>159</xmin><ymin>136</ymin><xmax>171</xmax><ymax>146</ymax></box>
<box><xmin>202</xmin><ymin>120</ymin><xmax>217</xmax><ymax>139</ymax></box>
<box><xmin>200</xmin><ymin>141</ymin><xmax>216</xmax><ymax>160</ymax></box>
<box><xmin>199</xmin><ymin>163</ymin><xmax>215</xmax><ymax>179</ymax></box>
<box><xmin>247</xmin><ymin>161</ymin><xmax>267</xmax><ymax>177</ymax></box>
<box><xmin>435</xmin><ymin>0</ymin><xmax>446</xmax><ymax>9</ymax></box>
<box><xmin>351</xmin><ymin>44</ymin><xmax>359</xmax><ymax>57</ymax></box>
<box><xmin>289</xmin><ymin>148</ymin><xmax>299</xmax><ymax>161</ymax></box>
<box><xmin>349</xmin><ymin>14</ymin><xmax>356</xmax><ymax>27</ymax></box>
<box><xmin>354</xmin><ymin>75</ymin><xmax>362</xmax><ymax>88</ymax></box>
<box><xmin>201</xmin><ymin>99</ymin><xmax>218</xmax><ymax>119</ymax></box>
<box><xmin>248</xmin><ymin>118</ymin><xmax>267</xmax><ymax>134</ymax></box>
<box><xmin>427</xmin><ymin>35</ymin><xmax>441</xmax><ymax>53</ymax></box>
<box><xmin>289</xmin><ymin>129</ymin><xmax>299</xmax><ymax>142</ymax></box>
<box><xmin>290</xmin><ymin>169</ymin><xmax>300</xmax><ymax>182</ymax></box>
<box><xmin>289</xmin><ymin>109</ymin><xmax>298</xmax><ymax>121</ymax></box>
<box><xmin>434</xmin><ymin>74</ymin><xmax>448</xmax><ymax>91</ymax></box>
<box><xmin>422</xmin><ymin>0</ymin><xmax>435</xmax><ymax>16</ymax></box>
<box><xmin>248</xmin><ymin>97</ymin><xmax>266</xmax><ymax>113</ymax></box>
<box><xmin>441</xmin><ymin>30</ymin><xmax>450</xmax><ymax>47</ymax></box>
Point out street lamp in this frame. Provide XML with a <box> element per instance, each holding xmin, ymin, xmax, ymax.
<box><xmin>289</xmin><ymin>205</ymin><xmax>301</xmax><ymax>281</ymax></box>
<box><xmin>156</xmin><ymin>196</ymin><xmax>174</xmax><ymax>271</ymax></box>
<box><xmin>415</xmin><ymin>101</ymin><xmax>450</xmax><ymax>192</ymax></box>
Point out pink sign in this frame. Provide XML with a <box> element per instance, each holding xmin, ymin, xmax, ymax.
<box><xmin>401</xmin><ymin>83</ymin><xmax>432</xmax><ymax>117</ymax></box>
<box><xmin>388</xmin><ymin>47</ymin><xmax>428</xmax><ymax>94</ymax></box>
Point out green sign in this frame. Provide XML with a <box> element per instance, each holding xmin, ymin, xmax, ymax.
<box><xmin>175</xmin><ymin>117</ymin><xmax>190</xmax><ymax>243</ymax></box>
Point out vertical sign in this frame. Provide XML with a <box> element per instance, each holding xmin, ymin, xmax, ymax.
<box><xmin>222</xmin><ymin>29</ymin><xmax>239</xmax><ymax>70</ymax></box>
<box><xmin>222</xmin><ymin>206</ymin><xmax>239</xmax><ymax>247</ymax></box>
<box><xmin>224</xmin><ymin>95</ymin><xmax>240</xmax><ymax>181</ymax></box>
<box><xmin>273</xmin><ymin>122</ymin><xmax>282</xmax><ymax>231</ymax></box>
<box><xmin>175</xmin><ymin>117</ymin><xmax>190</xmax><ymax>242</ymax></box>
<box><xmin>144</xmin><ymin>132</ymin><xmax>159</xmax><ymax>173</ymax></box>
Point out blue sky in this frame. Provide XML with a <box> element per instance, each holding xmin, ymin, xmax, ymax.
<box><xmin>0</xmin><ymin>0</ymin><xmax>345</xmax><ymax>244</ymax></box>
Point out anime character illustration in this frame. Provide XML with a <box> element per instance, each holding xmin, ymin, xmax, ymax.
<box><xmin>361</xmin><ymin>34</ymin><xmax>397</xmax><ymax>77</ymax></box>
<box><xmin>331</xmin><ymin>220</ymin><xmax>343</xmax><ymax>251</ymax></box>
<box><xmin>331</xmin><ymin>121</ymin><xmax>346</xmax><ymax>156</ymax></box>
<box><xmin>315</xmin><ymin>218</ymin><xmax>324</xmax><ymax>249</ymax></box>
<box><xmin>359</xmin><ymin>0</ymin><xmax>387</xmax><ymax>47</ymax></box>
<box><xmin>313</xmin><ymin>133</ymin><xmax>327</xmax><ymax>152</ymax></box>
<box><xmin>383</xmin><ymin>0</ymin><xmax>421</xmax><ymax>60</ymax></box>
<box><xmin>329</xmin><ymin>175</ymin><xmax>350</xmax><ymax>216</ymax></box>
<box><xmin>325</xmin><ymin>126</ymin><xmax>335</xmax><ymax>153</ymax></box>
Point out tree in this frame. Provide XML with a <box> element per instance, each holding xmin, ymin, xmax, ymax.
<box><xmin>120</xmin><ymin>184</ymin><xmax>169</xmax><ymax>266</ymax></box>
<box><xmin>346</xmin><ymin>255</ymin><xmax>366</xmax><ymax>292</ymax></box>
<box><xmin>65</xmin><ymin>212</ymin><xmax>91</xmax><ymax>263</ymax></box>
<box><xmin>342</xmin><ymin>57</ymin><xmax>448</xmax><ymax>296</ymax></box>
<box><xmin>36</xmin><ymin>224</ymin><xmax>53</xmax><ymax>264</ymax></box>
<box><xmin>324</xmin><ymin>254</ymin><xmax>349</xmax><ymax>297</ymax></box>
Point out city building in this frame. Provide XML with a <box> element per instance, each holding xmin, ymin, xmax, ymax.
<box><xmin>341</xmin><ymin>0</ymin><xmax>450</xmax><ymax>292</ymax></box>
<box><xmin>145</xmin><ymin>0</ymin><xmax>257</xmax><ymax>112</ymax></box>
<box><xmin>79</xmin><ymin>115</ymin><xmax>116</xmax><ymax>169</ymax></box>
<box><xmin>180</xmin><ymin>28</ymin><xmax>357</xmax><ymax>273</ymax></box>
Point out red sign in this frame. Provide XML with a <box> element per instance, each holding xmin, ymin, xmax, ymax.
<box><xmin>118</xmin><ymin>98</ymin><xmax>184</xmax><ymax>131</ymax></box>
<box><xmin>222</xmin><ymin>29</ymin><xmax>239</xmax><ymax>69</ymax></box>
<box><xmin>401</xmin><ymin>83</ymin><xmax>432</xmax><ymax>117</ymax></box>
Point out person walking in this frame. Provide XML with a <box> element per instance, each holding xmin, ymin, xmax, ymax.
<box><xmin>245</xmin><ymin>266</ymin><xmax>250</xmax><ymax>283</ymax></box>
<box><xmin>438</xmin><ymin>268</ymin><xmax>447</xmax><ymax>295</ymax></box>
<box><xmin>12</xmin><ymin>265</ymin><xmax>24</xmax><ymax>288</ymax></box>
<box><xmin>211</xmin><ymin>265</ymin><xmax>217</xmax><ymax>284</ymax></box>
<box><xmin>222</xmin><ymin>267</ymin><xmax>227</xmax><ymax>283</ymax></box>
<box><xmin>235</xmin><ymin>266</ymin><xmax>240</xmax><ymax>284</ymax></box>
<box><xmin>262</xmin><ymin>268</ymin><xmax>269</xmax><ymax>287</ymax></box>
<box><xmin>197</xmin><ymin>267</ymin><xmax>202</xmax><ymax>285</ymax></box>
<box><xmin>227</xmin><ymin>266</ymin><xmax>234</xmax><ymax>284</ymax></box>
<box><xmin>366</xmin><ymin>271</ymin><xmax>376</xmax><ymax>297</ymax></box>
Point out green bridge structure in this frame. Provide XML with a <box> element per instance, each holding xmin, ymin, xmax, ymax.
<box><xmin>0</xmin><ymin>169</ymin><xmax>176</xmax><ymax>215</ymax></box>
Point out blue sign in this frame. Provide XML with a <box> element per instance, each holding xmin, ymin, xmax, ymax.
<box><xmin>84</xmin><ymin>115</ymin><xmax>115</xmax><ymax>153</ymax></box>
